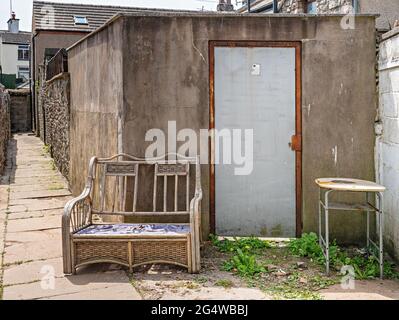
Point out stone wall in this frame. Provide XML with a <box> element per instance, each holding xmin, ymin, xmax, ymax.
<box><xmin>9</xmin><ymin>89</ymin><xmax>31</xmax><ymax>133</ymax></box>
<box><xmin>377</xmin><ymin>27</ymin><xmax>399</xmax><ymax>261</ymax></box>
<box><xmin>37</xmin><ymin>65</ymin><xmax>46</xmax><ymax>142</ymax></box>
<box><xmin>41</xmin><ymin>73</ymin><xmax>70</xmax><ymax>180</ymax></box>
<box><xmin>0</xmin><ymin>85</ymin><xmax>10</xmax><ymax>175</ymax></box>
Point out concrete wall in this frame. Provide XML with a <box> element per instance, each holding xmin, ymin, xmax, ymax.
<box><xmin>68</xmin><ymin>13</ymin><xmax>377</xmax><ymax>243</ymax></box>
<box><xmin>0</xmin><ymin>85</ymin><xmax>10</xmax><ymax>175</ymax></box>
<box><xmin>9</xmin><ymin>89</ymin><xmax>31</xmax><ymax>133</ymax></box>
<box><xmin>68</xmin><ymin>20</ymin><xmax>123</xmax><ymax>194</ymax></box>
<box><xmin>41</xmin><ymin>73</ymin><xmax>70</xmax><ymax>179</ymax></box>
<box><xmin>377</xmin><ymin>27</ymin><xmax>399</xmax><ymax>261</ymax></box>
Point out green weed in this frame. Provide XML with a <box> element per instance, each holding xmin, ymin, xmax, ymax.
<box><xmin>209</xmin><ymin>234</ymin><xmax>271</xmax><ymax>254</ymax></box>
<box><xmin>223</xmin><ymin>248</ymin><xmax>266</xmax><ymax>277</ymax></box>
<box><xmin>289</xmin><ymin>233</ymin><xmax>399</xmax><ymax>280</ymax></box>
<box><xmin>214</xmin><ymin>279</ymin><xmax>234</xmax><ymax>288</ymax></box>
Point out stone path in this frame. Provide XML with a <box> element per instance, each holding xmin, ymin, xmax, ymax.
<box><xmin>0</xmin><ymin>133</ymin><xmax>141</xmax><ymax>300</ymax></box>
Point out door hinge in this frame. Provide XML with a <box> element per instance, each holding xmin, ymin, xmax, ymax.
<box><xmin>289</xmin><ymin>134</ymin><xmax>302</xmax><ymax>152</ymax></box>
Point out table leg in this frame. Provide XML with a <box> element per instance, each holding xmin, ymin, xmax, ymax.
<box><xmin>366</xmin><ymin>192</ymin><xmax>370</xmax><ymax>248</ymax></box>
<box><xmin>325</xmin><ymin>190</ymin><xmax>331</xmax><ymax>275</ymax></box>
<box><xmin>377</xmin><ymin>192</ymin><xmax>384</xmax><ymax>279</ymax></box>
<box><xmin>318</xmin><ymin>188</ymin><xmax>322</xmax><ymax>247</ymax></box>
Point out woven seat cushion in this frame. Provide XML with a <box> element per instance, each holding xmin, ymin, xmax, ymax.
<box><xmin>75</xmin><ymin>224</ymin><xmax>190</xmax><ymax>236</ymax></box>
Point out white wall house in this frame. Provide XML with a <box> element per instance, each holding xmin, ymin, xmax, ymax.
<box><xmin>0</xmin><ymin>13</ymin><xmax>31</xmax><ymax>88</ymax></box>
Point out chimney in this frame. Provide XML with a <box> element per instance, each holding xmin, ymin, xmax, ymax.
<box><xmin>217</xmin><ymin>0</ymin><xmax>234</xmax><ymax>12</ymax></box>
<box><xmin>7</xmin><ymin>12</ymin><xmax>19</xmax><ymax>33</ymax></box>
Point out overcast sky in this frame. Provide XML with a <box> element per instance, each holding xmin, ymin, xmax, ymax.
<box><xmin>0</xmin><ymin>0</ymin><xmax>228</xmax><ymax>31</ymax></box>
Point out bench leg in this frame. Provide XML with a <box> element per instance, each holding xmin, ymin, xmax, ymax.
<box><xmin>128</xmin><ymin>242</ymin><xmax>133</xmax><ymax>273</ymax></box>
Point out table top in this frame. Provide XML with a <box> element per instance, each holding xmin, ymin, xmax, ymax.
<box><xmin>315</xmin><ymin>178</ymin><xmax>385</xmax><ymax>192</ymax></box>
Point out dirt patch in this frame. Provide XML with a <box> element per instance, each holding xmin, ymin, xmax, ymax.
<box><xmin>129</xmin><ymin>244</ymin><xmax>267</xmax><ymax>300</ymax></box>
<box><xmin>129</xmin><ymin>241</ymin><xmax>399</xmax><ymax>300</ymax></box>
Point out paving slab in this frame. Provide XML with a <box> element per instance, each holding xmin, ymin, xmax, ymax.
<box><xmin>1</xmin><ymin>134</ymin><xmax>141</xmax><ymax>300</ymax></box>
<box><xmin>3</xmin><ymin>270</ymin><xmax>138</xmax><ymax>300</ymax></box>
<box><xmin>320</xmin><ymin>280</ymin><xmax>399</xmax><ymax>300</ymax></box>
<box><xmin>8</xmin><ymin>176</ymin><xmax>67</xmax><ymax>186</ymax></box>
<box><xmin>6</xmin><ymin>228</ymin><xmax>61</xmax><ymax>243</ymax></box>
<box><xmin>8</xmin><ymin>197</ymin><xmax>71</xmax><ymax>212</ymax></box>
<box><xmin>4</xmin><ymin>233</ymin><xmax>62</xmax><ymax>265</ymax></box>
<box><xmin>7</xmin><ymin>215</ymin><xmax>61</xmax><ymax>233</ymax></box>
<box><xmin>10</xmin><ymin>184</ymin><xmax>68</xmax><ymax>193</ymax></box>
<box><xmin>7</xmin><ymin>209</ymin><xmax>61</xmax><ymax>220</ymax></box>
<box><xmin>10</xmin><ymin>189</ymin><xmax>71</xmax><ymax>200</ymax></box>
<box><xmin>40</xmin><ymin>285</ymin><xmax>141</xmax><ymax>300</ymax></box>
<box><xmin>3</xmin><ymin>257</ymin><xmax>64</xmax><ymax>286</ymax></box>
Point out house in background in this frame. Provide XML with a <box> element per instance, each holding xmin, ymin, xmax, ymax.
<box><xmin>31</xmin><ymin>0</ymin><xmax>194</xmax><ymax>140</ymax></box>
<box><xmin>238</xmin><ymin>0</ymin><xmax>399</xmax><ymax>31</ymax></box>
<box><xmin>0</xmin><ymin>12</ymin><xmax>31</xmax><ymax>89</ymax></box>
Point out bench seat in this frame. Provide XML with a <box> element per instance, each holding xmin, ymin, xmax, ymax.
<box><xmin>74</xmin><ymin>223</ymin><xmax>190</xmax><ymax>237</ymax></box>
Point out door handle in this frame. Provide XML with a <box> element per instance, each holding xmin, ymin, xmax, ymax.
<box><xmin>289</xmin><ymin>134</ymin><xmax>302</xmax><ymax>151</ymax></box>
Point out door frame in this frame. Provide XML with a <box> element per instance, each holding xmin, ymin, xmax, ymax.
<box><xmin>209</xmin><ymin>41</ymin><xmax>302</xmax><ymax>237</ymax></box>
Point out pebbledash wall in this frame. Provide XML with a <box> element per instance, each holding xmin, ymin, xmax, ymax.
<box><xmin>38</xmin><ymin>73</ymin><xmax>71</xmax><ymax>180</ymax></box>
<box><xmin>67</xmin><ymin>13</ymin><xmax>378</xmax><ymax>243</ymax></box>
<box><xmin>377</xmin><ymin>27</ymin><xmax>399</xmax><ymax>261</ymax></box>
<box><xmin>0</xmin><ymin>85</ymin><xmax>10</xmax><ymax>175</ymax></box>
<box><xmin>278</xmin><ymin>0</ymin><xmax>353</xmax><ymax>14</ymax></box>
<box><xmin>278</xmin><ymin>0</ymin><xmax>399</xmax><ymax>31</ymax></box>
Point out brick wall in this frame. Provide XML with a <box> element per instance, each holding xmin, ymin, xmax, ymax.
<box><xmin>377</xmin><ymin>27</ymin><xmax>399</xmax><ymax>261</ymax></box>
<box><xmin>0</xmin><ymin>85</ymin><xmax>11</xmax><ymax>175</ymax></box>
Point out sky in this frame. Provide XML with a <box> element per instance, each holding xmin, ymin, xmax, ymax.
<box><xmin>0</xmin><ymin>0</ymin><xmax>233</xmax><ymax>31</ymax></box>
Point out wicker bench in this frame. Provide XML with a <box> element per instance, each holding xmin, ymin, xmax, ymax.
<box><xmin>62</xmin><ymin>154</ymin><xmax>202</xmax><ymax>275</ymax></box>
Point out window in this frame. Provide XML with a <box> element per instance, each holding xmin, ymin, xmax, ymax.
<box><xmin>307</xmin><ymin>0</ymin><xmax>317</xmax><ymax>14</ymax></box>
<box><xmin>18</xmin><ymin>45</ymin><xmax>29</xmax><ymax>61</ymax></box>
<box><xmin>74</xmin><ymin>15</ymin><xmax>88</xmax><ymax>25</ymax></box>
<box><xmin>17</xmin><ymin>66</ymin><xmax>29</xmax><ymax>82</ymax></box>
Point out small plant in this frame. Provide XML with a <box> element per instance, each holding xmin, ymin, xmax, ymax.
<box><xmin>289</xmin><ymin>232</ymin><xmax>323</xmax><ymax>261</ymax></box>
<box><xmin>214</xmin><ymin>279</ymin><xmax>234</xmax><ymax>288</ymax></box>
<box><xmin>49</xmin><ymin>160</ymin><xmax>56</xmax><ymax>171</ymax></box>
<box><xmin>210</xmin><ymin>234</ymin><xmax>271</xmax><ymax>254</ymax></box>
<box><xmin>289</xmin><ymin>233</ymin><xmax>399</xmax><ymax>280</ymax></box>
<box><xmin>194</xmin><ymin>276</ymin><xmax>208</xmax><ymax>284</ymax></box>
<box><xmin>42</xmin><ymin>144</ymin><xmax>51</xmax><ymax>155</ymax></box>
<box><xmin>48</xmin><ymin>183</ymin><xmax>63</xmax><ymax>190</ymax></box>
<box><xmin>223</xmin><ymin>248</ymin><xmax>266</xmax><ymax>277</ymax></box>
<box><xmin>185</xmin><ymin>281</ymin><xmax>200</xmax><ymax>290</ymax></box>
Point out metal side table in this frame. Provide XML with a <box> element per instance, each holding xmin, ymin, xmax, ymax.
<box><xmin>315</xmin><ymin>178</ymin><xmax>385</xmax><ymax>279</ymax></box>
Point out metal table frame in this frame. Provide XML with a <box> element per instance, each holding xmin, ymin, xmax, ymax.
<box><xmin>318</xmin><ymin>188</ymin><xmax>384</xmax><ymax>279</ymax></box>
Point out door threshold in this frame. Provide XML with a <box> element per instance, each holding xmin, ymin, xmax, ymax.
<box><xmin>217</xmin><ymin>236</ymin><xmax>291</xmax><ymax>242</ymax></box>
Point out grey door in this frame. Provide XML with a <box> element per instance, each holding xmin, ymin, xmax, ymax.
<box><xmin>214</xmin><ymin>46</ymin><xmax>297</xmax><ymax>237</ymax></box>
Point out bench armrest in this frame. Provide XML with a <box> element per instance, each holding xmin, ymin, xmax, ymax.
<box><xmin>63</xmin><ymin>188</ymin><xmax>92</xmax><ymax>232</ymax></box>
<box><xmin>62</xmin><ymin>157</ymin><xmax>97</xmax><ymax>274</ymax></box>
<box><xmin>62</xmin><ymin>188</ymin><xmax>92</xmax><ymax>274</ymax></box>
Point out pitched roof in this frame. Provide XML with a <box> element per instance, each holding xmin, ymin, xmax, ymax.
<box><xmin>32</xmin><ymin>1</ymin><xmax>195</xmax><ymax>33</ymax></box>
<box><xmin>0</xmin><ymin>31</ymin><xmax>31</xmax><ymax>44</ymax></box>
